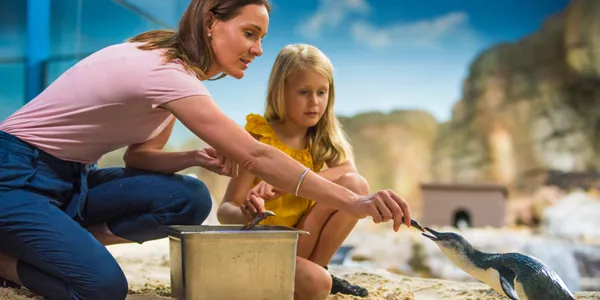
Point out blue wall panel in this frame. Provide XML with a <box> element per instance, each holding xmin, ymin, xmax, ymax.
<box><xmin>0</xmin><ymin>0</ymin><xmax>26</xmax><ymax>120</ymax></box>
<box><xmin>0</xmin><ymin>63</ymin><xmax>25</xmax><ymax>119</ymax></box>
<box><xmin>26</xmin><ymin>0</ymin><xmax>51</xmax><ymax>102</ymax></box>
<box><xmin>0</xmin><ymin>0</ymin><xmax>191</xmax><ymax>120</ymax></box>
<box><xmin>0</xmin><ymin>0</ymin><xmax>26</xmax><ymax>59</ymax></box>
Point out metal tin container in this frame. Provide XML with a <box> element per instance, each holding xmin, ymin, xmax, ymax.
<box><xmin>166</xmin><ymin>224</ymin><xmax>308</xmax><ymax>300</ymax></box>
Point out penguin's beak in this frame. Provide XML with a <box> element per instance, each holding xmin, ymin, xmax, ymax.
<box><xmin>422</xmin><ymin>227</ymin><xmax>440</xmax><ymax>241</ymax></box>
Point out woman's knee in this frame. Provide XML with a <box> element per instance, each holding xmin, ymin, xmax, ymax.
<box><xmin>295</xmin><ymin>258</ymin><xmax>332</xmax><ymax>300</ymax></box>
<box><xmin>335</xmin><ymin>173</ymin><xmax>370</xmax><ymax>195</ymax></box>
<box><xmin>72</xmin><ymin>260</ymin><xmax>128</xmax><ymax>300</ymax></box>
<box><xmin>174</xmin><ymin>175</ymin><xmax>213</xmax><ymax>225</ymax></box>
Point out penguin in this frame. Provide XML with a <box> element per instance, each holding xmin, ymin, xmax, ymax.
<box><xmin>422</xmin><ymin>227</ymin><xmax>575</xmax><ymax>300</ymax></box>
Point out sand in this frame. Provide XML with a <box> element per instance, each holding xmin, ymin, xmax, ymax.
<box><xmin>0</xmin><ymin>237</ymin><xmax>598</xmax><ymax>300</ymax></box>
<box><xmin>1</xmin><ymin>268</ymin><xmax>599</xmax><ymax>299</ymax></box>
<box><xmin>0</xmin><ymin>226</ymin><xmax>600</xmax><ymax>300</ymax></box>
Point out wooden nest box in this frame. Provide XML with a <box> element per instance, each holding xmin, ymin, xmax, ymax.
<box><xmin>420</xmin><ymin>183</ymin><xmax>508</xmax><ymax>228</ymax></box>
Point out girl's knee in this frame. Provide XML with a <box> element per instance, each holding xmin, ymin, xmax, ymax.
<box><xmin>335</xmin><ymin>173</ymin><xmax>369</xmax><ymax>195</ymax></box>
<box><xmin>295</xmin><ymin>258</ymin><xmax>332</xmax><ymax>300</ymax></box>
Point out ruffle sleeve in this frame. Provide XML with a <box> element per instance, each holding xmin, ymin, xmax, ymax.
<box><xmin>244</xmin><ymin>113</ymin><xmax>315</xmax><ymax>170</ymax></box>
<box><xmin>245</xmin><ymin>113</ymin><xmax>274</xmax><ymax>138</ymax></box>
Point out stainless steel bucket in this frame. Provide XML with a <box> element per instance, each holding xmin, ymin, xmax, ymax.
<box><xmin>166</xmin><ymin>224</ymin><xmax>308</xmax><ymax>300</ymax></box>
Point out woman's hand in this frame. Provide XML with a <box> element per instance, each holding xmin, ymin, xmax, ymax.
<box><xmin>240</xmin><ymin>194</ymin><xmax>265</xmax><ymax>222</ymax></box>
<box><xmin>349</xmin><ymin>190</ymin><xmax>412</xmax><ymax>232</ymax></box>
<box><xmin>163</xmin><ymin>96</ymin><xmax>412</xmax><ymax>232</ymax></box>
<box><xmin>194</xmin><ymin>147</ymin><xmax>239</xmax><ymax>177</ymax></box>
<box><xmin>248</xmin><ymin>181</ymin><xmax>282</xmax><ymax>201</ymax></box>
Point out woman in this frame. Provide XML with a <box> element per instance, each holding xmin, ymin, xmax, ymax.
<box><xmin>0</xmin><ymin>1</ymin><xmax>412</xmax><ymax>299</ymax></box>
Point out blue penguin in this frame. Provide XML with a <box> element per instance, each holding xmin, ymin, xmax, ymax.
<box><xmin>422</xmin><ymin>227</ymin><xmax>575</xmax><ymax>300</ymax></box>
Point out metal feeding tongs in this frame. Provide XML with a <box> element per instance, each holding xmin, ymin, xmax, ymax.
<box><xmin>404</xmin><ymin>216</ymin><xmax>425</xmax><ymax>232</ymax></box>
<box><xmin>240</xmin><ymin>210</ymin><xmax>276</xmax><ymax>231</ymax></box>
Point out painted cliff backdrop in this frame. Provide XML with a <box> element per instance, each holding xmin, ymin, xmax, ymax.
<box><xmin>3</xmin><ymin>0</ymin><xmax>594</xmax><ymax>222</ymax></box>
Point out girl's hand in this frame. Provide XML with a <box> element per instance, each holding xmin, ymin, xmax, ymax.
<box><xmin>240</xmin><ymin>194</ymin><xmax>265</xmax><ymax>222</ymax></box>
<box><xmin>248</xmin><ymin>181</ymin><xmax>282</xmax><ymax>201</ymax></box>
<box><xmin>194</xmin><ymin>147</ymin><xmax>238</xmax><ymax>177</ymax></box>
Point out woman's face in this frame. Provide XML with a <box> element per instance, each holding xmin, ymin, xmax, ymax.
<box><xmin>208</xmin><ymin>4</ymin><xmax>269</xmax><ymax>79</ymax></box>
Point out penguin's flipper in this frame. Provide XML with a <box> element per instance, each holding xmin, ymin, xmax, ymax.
<box><xmin>496</xmin><ymin>267</ymin><xmax>519</xmax><ymax>300</ymax></box>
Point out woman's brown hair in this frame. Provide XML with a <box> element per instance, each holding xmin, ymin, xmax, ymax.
<box><xmin>128</xmin><ymin>0</ymin><xmax>271</xmax><ymax>80</ymax></box>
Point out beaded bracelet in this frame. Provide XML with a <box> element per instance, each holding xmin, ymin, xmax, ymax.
<box><xmin>294</xmin><ymin>167</ymin><xmax>310</xmax><ymax>196</ymax></box>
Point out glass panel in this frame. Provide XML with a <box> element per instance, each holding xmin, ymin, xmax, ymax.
<box><xmin>46</xmin><ymin>0</ymin><xmax>185</xmax><ymax>85</ymax></box>
<box><xmin>0</xmin><ymin>0</ymin><xmax>26</xmax><ymax>119</ymax></box>
<box><xmin>0</xmin><ymin>63</ymin><xmax>26</xmax><ymax>120</ymax></box>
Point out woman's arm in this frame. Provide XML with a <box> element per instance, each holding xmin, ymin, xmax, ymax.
<box><xmin>161</xmin><ymin>95</ymin><xmax>412</xmax><ymax>230</ymax></box>
<box><xmin>318</xmin><ymin>160</ymin><xmax>358</xmax><ymax>182</ymax></box>
<box><xmin>161</xmin><ymin>96</ymin><xmax>358</xmax><ymax>209</ymax></box>
<box><xmin>217</xmin><ymin>167</ymin><xmax>257</xmax><ymax>224</ymax></box>
<box><xmin>251</xmin><ymin>160</ymin><xmax>358</xmax><ymax>202</ymax></box>
<box><xmin>123</xmin><ymin>118</ymin><xmax>200</xmax><ymax>173</ymax></box>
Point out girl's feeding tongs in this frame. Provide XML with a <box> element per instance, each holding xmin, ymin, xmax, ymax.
<box><xmin>241</xmin><ymin>210</ymin><xmax>276</xmax><ymax>231</ymax></box>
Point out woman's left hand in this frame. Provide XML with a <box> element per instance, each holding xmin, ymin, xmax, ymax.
<box><xmin>248</xmin><ymin>181</ymin><xmax>282</xmax><ymax>201</ymax></box>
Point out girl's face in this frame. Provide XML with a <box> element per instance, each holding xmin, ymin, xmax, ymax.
<box><xmin>283</xmin><ymin>68</ymin><xmax>330</xmax><ymax>128</ymax></box>
<box><xmin>208</xmin><ymin>4</ymin><xmax>269</xmax><ymax>79</ymax></box>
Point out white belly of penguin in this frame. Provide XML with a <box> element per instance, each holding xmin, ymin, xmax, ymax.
<box><xmin>441</xmin><ymin>250</ymin><xmax>509</xmax><ymax>297</ymax></box>
<box><xmin>466</xmin><ymin>266</ymin><xmax>506</xmax><ymax>296</ymax></box>
<box><xmin>515</xmin><ymin>280</ymin><xmax>528</xmax><ymax>300</ymax></box>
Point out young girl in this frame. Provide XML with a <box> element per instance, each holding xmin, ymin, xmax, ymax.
<box><xmin>217</xmin><ymin>44</ymin><xmax>370</xmax><ymax>299</ymax></box>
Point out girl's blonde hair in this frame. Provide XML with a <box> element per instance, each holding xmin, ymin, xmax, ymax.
<box><xmin>264</xmin><ymin>44</ymin><xmax>353</xmax><ymax>170</ymax></box>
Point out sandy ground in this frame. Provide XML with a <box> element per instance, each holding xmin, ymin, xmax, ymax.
<box><xmin>1</xmin><ymin>267</ymin><xmax>599</xmax><ymax>300</ymax></box>
<box><xmin>0</xmin><ymin>238</ymin><xmax>598</xmax><ymax>300</ymax></box>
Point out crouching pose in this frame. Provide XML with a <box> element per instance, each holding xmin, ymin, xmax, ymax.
<box><xmin>217</xmin><ymin>44</ymin><xmax>370</xmax><ymax>300</ymax></box>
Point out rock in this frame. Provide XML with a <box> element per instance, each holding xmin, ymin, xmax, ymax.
<box><xmin>574</xmin><ymin>246</ymin><xmax>600</xmax><ymax>290</ymax></box>
<box><xmin>432</xmin><ymin>6</ymin><xmax>600</xmax><ymax>194</ymax></box>
<box><xmin>564</xmin><ymin>0</ymin><xmax>600</xmax><ymax>79</ymax></box>
<box><xmin>327</xmin><ymin>265</ymin><xmax>600</xmax><ymax>300</ymax></box>
<box><xmin>527</xmin><ymin>185</ymin><xmax>567</xmax><ymax>224</ymax></box>
<box><xmin>336</xmin><ymin>0</ymin><xmax>600</xmax><ymax>220</ymax></box>
<box><xmin>522</xmin><ymin>237</ymin><xmax>582</xmax><ymax>290</ymax></box>
<box><xmin>339</xmin><ymin>110</ymin><xmax>439</xmax><ymax>218</ymax></box>
<box><xmin>344</xmin><ymin>223</ymin><xmax>600</xmax><ymax>291</ymax></box>
<box><xmin>541</xmin><ymin>191</ymin><xmax>600</xmax><ymax>243</ymax></box>
<box><xmin>92</xmin><ymin>0</ymin><xmax>600</xmax><ymax>229</ymax></box>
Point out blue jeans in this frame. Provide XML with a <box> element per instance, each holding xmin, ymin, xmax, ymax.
<box><xmin>0</xmin><ymin>131</ymin><xmax>212</xmax><ymax>300</ymax></box>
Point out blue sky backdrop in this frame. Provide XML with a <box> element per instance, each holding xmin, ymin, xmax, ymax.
<box><xmin>0</xmin><ymin>0</ymin><xmax>570</xmax><ymax>147</ymax></box>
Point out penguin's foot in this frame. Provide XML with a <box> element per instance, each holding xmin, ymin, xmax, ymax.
<box><xmin>330</xmin><ymin>274</ymin><xmax>369</xmax><ymax>297</ymax></box>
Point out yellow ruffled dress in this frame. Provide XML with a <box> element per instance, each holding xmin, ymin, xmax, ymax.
<box><xmin>244</xmin><ymin>113</ymin><xmax>322</xmax><ymax>228</ymax></box>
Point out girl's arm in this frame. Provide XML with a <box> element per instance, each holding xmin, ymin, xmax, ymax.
<box><xmin>122</xmin><ymin>118</ymin><xmax>200</xmax><ymax>173</ymax></box>
<box><xmin>217</xmin><ymin>167</ymin><xmax>257</xmax><ymax>224</ymax></box>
